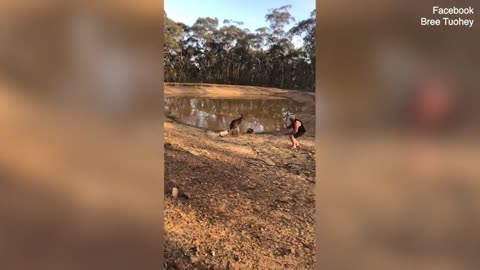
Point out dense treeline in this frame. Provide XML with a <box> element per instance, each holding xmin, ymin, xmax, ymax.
<box><xmin>164</xmin><ymin>5</ymin><xmax>315</xmax><ymax>91</ymax></box>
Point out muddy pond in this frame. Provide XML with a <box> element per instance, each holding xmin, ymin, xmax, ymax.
<box><xmin>164</xmin><ymin>97</ymin><xmax>302</xmax><ymax>133</ymax></box>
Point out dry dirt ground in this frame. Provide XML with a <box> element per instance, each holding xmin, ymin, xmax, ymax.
<box><xmin>0</xmin><ymin>79</ymin><xmax>163</xmax><ymax>270</ymax></box>
<box><xmin>315</xmin><ymin>135</ymin><xmax>480</xmax><ymax>270</ymax></box>
<box><xmin>164</xmin><ymin>84</ymin><xmax>316</xmax><ymax>269</ymax></box>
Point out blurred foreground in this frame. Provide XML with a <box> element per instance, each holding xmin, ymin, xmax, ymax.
<box><xmin>316</xmin><ymin>0</ymin><xmax>479</xmax><ymax>269</ymax></box>
<box><xmin>0</xmin><ymin>1</ymin><xmax>163</xmax><ymax>270</ymax></box>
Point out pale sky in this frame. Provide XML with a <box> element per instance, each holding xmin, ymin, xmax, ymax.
<box><xmin>165</xmin><ymin>0</ymin><xmax>315</xmax><ymax>33</ymax></box>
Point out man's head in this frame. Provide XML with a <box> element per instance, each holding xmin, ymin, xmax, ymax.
<box><xmin>284</xmin><ymin>114</ymin><xmax>296</xmax><ymax>128</ymax></box>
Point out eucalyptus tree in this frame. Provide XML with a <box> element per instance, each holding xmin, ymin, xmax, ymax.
<box><xmin>164</xmin><ymin>5</ymin><xmax>316</xmax><ymax>92</ymax></box>
<box><xmin>289</xmin><ymin>9</ymin><xmax>316</xmax><ymax>90</ymax></box>
<box><xmin>164</xmin><ymin>14</ymin><xmax>184</xmax><ymax>81</ymax></box>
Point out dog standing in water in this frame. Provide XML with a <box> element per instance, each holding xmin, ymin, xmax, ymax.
<box><xmin>229</xmin><ymin>114</ymin><xmax>244</xmax><ymax>135</ymax></box>
<box><xmin>286</xmin><ymin>114</ymin><xmax>305</xmax><ymax>148</ymax></box>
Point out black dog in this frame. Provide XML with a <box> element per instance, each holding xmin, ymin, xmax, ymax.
<box><xmin>229</xmin><ymin>114</ymin><xmax>243</xmax><ymax>135</ymax></box>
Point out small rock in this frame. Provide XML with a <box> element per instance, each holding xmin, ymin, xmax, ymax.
<box><xmin>253</xmin><ymin>205</ymin><xmax>262</xmax><ymax>212</ymax></box>
<box><xmin>263</xmin><ymin>158</ymin><xmax>276</xmax><ymax>166</ymax></box>
<box><xmin>302</xmin><ymin>242</ymin><xmax>313</xmax><ymax>249</ymax></box>
<box><xmin>172</xmin><ymin>249</ymin><xmax>183</xmax><ymax>257</ymax></box>
<box><xmin>186</xmin><ymin>247</ymin><xmax>197</xmax><ymax>256</ymax></box>
<box><xmin>273</xmin><ymin>247</ymin><xmax>291</xmax><ymax>256</ymax></box>
<box><xmin>172</xmin><ymin>187</ymin><xmax>179</xmax><ymax>198</ymax></box>
<box><xmin>219</xmin><ymin>130</ymin><xmax>229</xmax><ymax>137</ymax></box>
<box><xmin>206</xmin><ymin>130</ymin><xmax>216</xmax><ymax>135</ymax></box>
<box><xmin>190</xmin><ymin>256</ymin><xmax>201</xmax><ymax>264</ymax></box>
<box><xmin>189</xmin><ymin>150</ymin><xmax>201</xmax><ymax>156</ymax></box>
<box><xmin>181</xmin><ymin>192</ymin><xmax>191</xmax><ymax>199</ymax></box>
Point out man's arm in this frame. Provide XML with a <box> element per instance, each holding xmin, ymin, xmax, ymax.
<box><xmin>293</xmin><ymin>121</ymin><xmax>300</xmax><ymax>134</ymax></box>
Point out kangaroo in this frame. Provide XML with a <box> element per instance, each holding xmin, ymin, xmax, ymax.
<box><xmin>229</xmin><ymin>114</ymin><xmax>244</xmax><ymax>135</ymax></box>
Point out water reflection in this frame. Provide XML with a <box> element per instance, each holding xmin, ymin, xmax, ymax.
<box><xmin>165</xmin><ymin>97</ymin><xmax>302</xmax><ymax>133</ymax></box>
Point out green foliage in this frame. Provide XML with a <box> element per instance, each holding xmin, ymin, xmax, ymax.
<box><xmin>164</xmin><ymin>6</ymin><xmax>316</xmax><ymax>91</ymax></box>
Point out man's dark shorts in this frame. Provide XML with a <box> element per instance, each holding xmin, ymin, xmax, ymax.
<box><xmin>293</xmin><ymin>127</ymin><xmax>305</xmax><ymax>138</ymax></box>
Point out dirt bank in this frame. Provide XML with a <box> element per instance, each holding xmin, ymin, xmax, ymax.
<box><xmin>164</xmin><ymin>84</ymin><xmax>316</xmax><ymax>269</ymax></box>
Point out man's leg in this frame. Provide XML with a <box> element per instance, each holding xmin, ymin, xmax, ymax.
<box><xmin>292</xmin><ymin>134</ymin><xmax>300</xmax><ymax>147</ymax></box>
<box><xmin>289</xmin><ymin>135</ymin><xmax>296</xmax><ymax>147</ymax></box>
